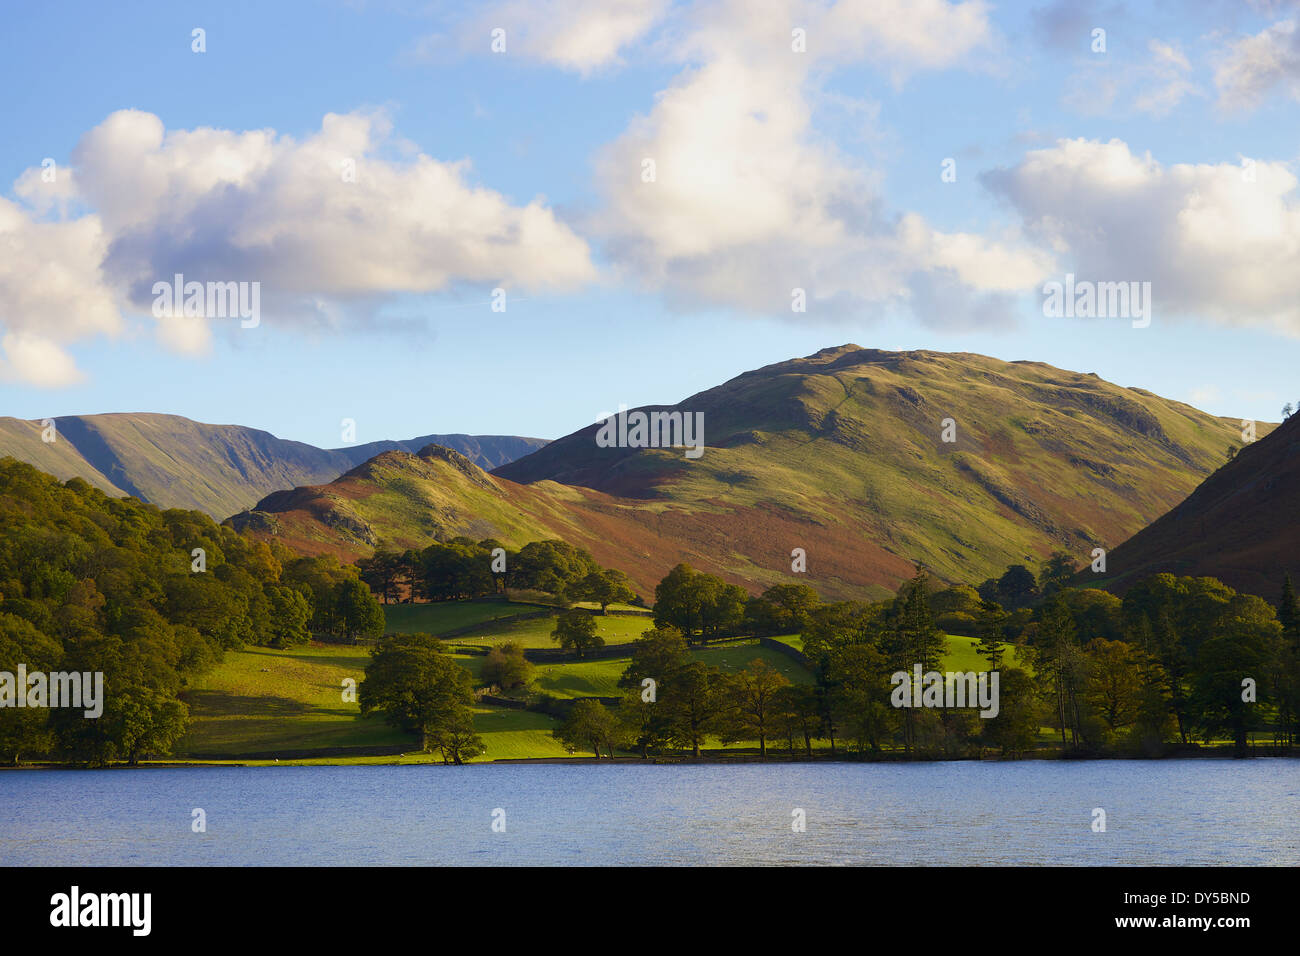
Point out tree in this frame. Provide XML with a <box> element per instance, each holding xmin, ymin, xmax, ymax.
<box><xmin>1189</xmin><ymin>595</ymin><xmax>1281</xmax><ymax>756</ymax></box>
<box><xmin>0</xmin><ymin>613</ymin><xmax>60</xmax><ymax>765</ymax></box>
<box><xmin>894</xmin><ymin>569</ymin><xmax>946</xmax><ymax>671</ymax></box>
<box><xmin>0</xmin><ymin>458</ymin><xmax>412</xmax><ymax>765</ymax></box>
<box><xmin>416</xmin><ymin>540</ymin><xmax>495</xmax><ymax>602</ymax></box>
<box><xmin>570</xmin><ymin>568</ymin><xmax>634</xmax><ymax>613</ymax></box>
<box><xmin>554</xmin><ymin>699</ymin><xmax>619</xmax><ymax>758</ymax></box>
<box><xmin>654</xmin><ymin>564</ymin><xmax>745</xmax><ymax>643</ymax></box>
<box><xmin>267</xmin><ymin>586</ymin><xmax>311</xmax><ymax>647</ymax></box>
<box><xmin>334</xmin><ymin>578</ymin><xmax>385</xmax><ymax>643</ymax></box>
<box><xmin>359</xmin><ymin>634</ymin><xmax>478</xmax><ymax>756</ymax></box>
<box><xmin>1058</xmin><ymin>588</ymin><xmax>1123</xmax><ymax>643</ymax></box>
<box><xmin>112</xmin><ymin>686</ymin><xmax>189</xmax><ymax>765</ymax></box>
<box><xmin>481</xmin><ymin>642</ymin><xmax>534</xmax><ymax>691</ymax></box>
<box><xmin>1277</xmin><ymin>574</ymin><xmax>1300</xmax><ymax>747</ymax></box>
<box><xmin>718</xmin><ymin>659</ymin><xmax>790</xmax><ymax>757</ymax></box>
<box><xmin>1038</xmin><ymin>597</ymin><xmax>1085</xmax><ymax>748</ymax></box>
<box><xmin>981</xmin><ymin>667</ymin><xmax>1040</xmax><ymax>757</ymax></box>
<box><xmin>747</xmin><ymin>583</ymin><xmax>821</xmax><ymax>635</ymax></box>
<box><xmin>429</xmin><ymin>709</ymin><xmax>485</xmax><ymax>765</ymax></box>
<box><xmin>772</xmin><ymin>683</ymin><xmax>820</xmax><ymax>757</ymax></box>
<box><xmin>823</xmin><ymin>641</ymin><xmax>893</xmax><ymax>756</ymax></box>
<box><xmin>1279</xmin><ymin>574</ymin><xmax>1299</xmax><ymax>641</ymax></box>
<box><xmin>617</xmin><ymin>627</ymin><xmax>691</xmax><ymax>757</ymax></box>
<box><xmin>1082</xmin><ymin>638</ymin><xmax>1144</xmax><ymax>743</ymax></box>
<box><xmin>929</xmin><ymin>585</ymin><xmax>983</xmax><ymax>636</ymax></box>
<box><xmin>974</xmin><ymin>600</ymin><xmax>1007</xmax><ymax>671</ymax></box>
<box><xmin>551</xmin><ymin>609</ymin><xmax>604</xmax><ymax>659</ymax></box>
<box><xmin>512</xmin><ymin>540</ymin><xmax>598</xmax><ymax>597</ymax></box>
<box><xmin>356</xmin><ymin>550</ymin><xmax>402</xmax><ymax>604</ymax></box>
<box><xmin>1038</xmin><ymin>552</ymin><xmax>1077</xmax><ymax>598</ymax></box>
<box><xmin>662</xmin><ymin>661</ymin><xmax>722</xmax><ymax>758</ymax></box>
<box><xmin>996</xmin><ymin>564</ymin><xmax>1039</xmax><ymax>610</ymax></box>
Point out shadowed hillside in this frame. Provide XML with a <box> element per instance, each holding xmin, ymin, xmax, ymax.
<box><xmin>1090</xmin><ymin>409</ymin><xmax>1299</xmax><ymax>600</ymax></box>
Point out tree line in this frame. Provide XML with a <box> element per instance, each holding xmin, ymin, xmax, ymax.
<box><xmin>0</xmin><ymin>459</ymin><xmax>386</xmax><ymax>766</ymax></box>
<box><xmin>357</xmin><ymin>538</ymin><xmax>634</xmax><ymax>611</ymax></box>
<box><xmin>362</xmin><ymin>554</ymin><xmax>1300</xmax><ymax>761</ymax></box>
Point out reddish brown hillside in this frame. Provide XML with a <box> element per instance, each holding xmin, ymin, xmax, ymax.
<box><xmin>1091</xmin><ymin>411</ymin><xmax>1300</xmax><ymax>601</ymax></box>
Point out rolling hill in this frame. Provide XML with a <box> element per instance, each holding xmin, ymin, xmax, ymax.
<box><xmin>1089</xmin><ymin>408</ymin><xmax>1299</xmax><ymax>601</ymax></box>
<box><xmin>0</xmin><ymin>413</ymin><xmax>546</xmax><ymax>518</ymax></box>
<box><xmin>228</xmin><ymin>345</ymin><xmax>1263</xmax><ymax>599</ymax></box>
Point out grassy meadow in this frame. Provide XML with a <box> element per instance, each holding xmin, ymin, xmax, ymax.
<box><xmin>173</xmin><ymin>595</ymin><xmax>1030</xmax><ymax>762</ymax></box>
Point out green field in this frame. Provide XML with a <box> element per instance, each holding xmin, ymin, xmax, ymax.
<box><xmin>381</xmin><ymin>599</ymin><xmax>543</xmax><ymax>635</ymax></box>
<box><xmin>768</xmin><ymin>633</ymin><xmax>1020</xmax><ymax>673</ymax></box>
<box><xmin>522</xmin><ymin>641</ymin><xmax>813</xmax><ymax>700</ymax></box>
<box><xmin>942</xmin><ymin>634</ymin><xmax>1023</xmax><ymax>672</ymax></box>
<box><xmin>177</xmin><ymin>643</ymin><xmax>566</xmax><ymax>761</ymax></box>
<box><xmin>176</xmin><ymin>619</ymin><xmax>1018</xmax><ymax>762</ymax></box>
<box><xmin>449</xmin><ymin>612</ymin><xmax>655</xmax><ymax>649</ymax></box>
<box><xmin>569</xmin><ymin>602</ymin><xmax>651</xmax><ymax>614</ymax></box>
<box><xmin>177</xmin><ymin>644</ymin><xmax>407</xmax><ymax>754</ymax></box>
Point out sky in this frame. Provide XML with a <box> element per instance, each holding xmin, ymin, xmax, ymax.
<box><xmin>3</xmin><ymin>0</ymin><xmax>1300</xmax><ymax>447</ymax></box>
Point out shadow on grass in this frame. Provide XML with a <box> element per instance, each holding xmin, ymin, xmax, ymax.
<box><xmin>182</xmin><ymin>690</ymin><xmax>313</xmax><ymax>718</ymax></box>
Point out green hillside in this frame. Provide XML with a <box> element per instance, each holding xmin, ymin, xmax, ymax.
<box><xmin>232</xmin><ymin>346</ymin><xmax>1266</xmax><ymax>600</ymax></box>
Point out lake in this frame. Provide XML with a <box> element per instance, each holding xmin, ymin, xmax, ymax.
<box><xmin>2</xmin><ymin>760</ymin><xmax>1296</xmax><ymax>865</ymax></box>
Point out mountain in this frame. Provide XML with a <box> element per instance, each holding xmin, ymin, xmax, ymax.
<box><xmin>0</xmin><ymin>413</ymin><xmax>547</xmax><ymax>519</ymax></box>
<box><xmin>1089</xmin><ymin>409</ymin><xmax>1299</xmax><ymax>601</ymax></box>
<box><xmin>229</xmin><ymin>346</ymin><xmax>1264</xmax><ymax>599</ymax></box>
<box><xmin>228</xmin><ymin>444</ymin><xmax>684</xmax><ymax>593</ymax></box>
<box><xmin>331</xmin><ymin>433</ymin><xmax>546</xmax><ymax>471</ymax></box>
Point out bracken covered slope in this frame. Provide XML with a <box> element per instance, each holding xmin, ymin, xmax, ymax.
<box><xmin>1090</xmin><ymin>409</ymin><xmax>1299</xmax><ymax>600</ymax></box>
<box><xmin>229</xmin><ymin>346</ymin><xmax>1261</xmax><ymax>599</ymax></box>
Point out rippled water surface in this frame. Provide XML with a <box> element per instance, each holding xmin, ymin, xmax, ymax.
<box><xmin>2</xmin><ymin>760</ymin><xmax>1296</xmax><ymax>865</ymax></box>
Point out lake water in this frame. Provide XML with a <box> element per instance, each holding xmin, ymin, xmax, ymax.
<box><xmin>2</xmin><ymin>760</ymin><xmax>1296</xmax><ymax>865</ymax></box>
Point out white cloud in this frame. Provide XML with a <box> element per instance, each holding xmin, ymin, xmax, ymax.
<box><xmin>985</xmin><ymin>138</ymin><xmax>1300</xmax><ymax>333</ymax></box>
<box><xmin>0</xmin><ymin>195</ymin><xmax>119</xmax><ymax>386</ymax></box>
<box><xmin>0</xmin><ymin>109</ymin><xmax>596</xmax><ymax>384</ymax></box>
<box><xmin>1062</xmin><ymin>38</ymin><xmax>1198</xmax><ymax>118</ymax></box>
<box><xmin>1213</xmin><ymin>18</ymin><xmax>1300</xmax><ymax>111</ymax></box>
<box><xmin>590</xmin><ymin>0</ymin><xmax>1044</xmax><ymax>324</ymax></box>
<box><xmin>69</xmin><ymin>110</ymin><xmax>596</xmax><ymax>310</ymax></box>
<box><xmin>459</xmin><ymin>0</ymin><xmax>669</xmax><ymax>73</ymax></box>
<box><xmin>0</xmin><ymin>332</ymin><xmax>87</xmax><ymax>387</ymax></box>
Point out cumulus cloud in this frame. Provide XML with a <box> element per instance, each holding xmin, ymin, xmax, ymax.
<box><xmin>456</xmin><ymin>0</ymin><xmax>669</xmax><ymax>73</ymax></box>
<box><xmin>0</xmin><ymin>195</ymin><xmax>118</xmax><ymax>385</ymax></box>
<box><xmin>1213</xmin><ymin>18</ymin><xmax>1300</xmax><ymax>111</ymax></box>
<box><xmin>72</xmin><ymin>109</ymin><xmax>596</xmax><ymax>311</ymax></box>
<box><xmin>591</xmin><ymin>0</ymin><xmax>1046</xmax><ymax>324</ymax></box>
<box><xmin>0</xmin><ymin>110</ymin><xmax>596</xmax><ymax>384</ymax></box>
<box><xmin>984</xmin><ymin>137</ymin><xmax>1300</xmax><ymax>333</ymax></box>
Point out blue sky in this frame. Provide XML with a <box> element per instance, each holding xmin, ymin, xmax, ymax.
<box><xmin>2</xmin><ymin>0</ymin><xmax>1299</xmax><ymax>446</ymax></box>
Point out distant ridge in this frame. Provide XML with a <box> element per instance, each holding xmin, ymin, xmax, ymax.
<box><xmin>0</xmin><ymin>412</ymin><xmax>547</xmax><ymax>519</ymax></box>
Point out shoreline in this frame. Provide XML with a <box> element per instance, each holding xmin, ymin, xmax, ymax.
<box><xmin>4</xmin><ymin>746</ymin><xmax>1295</xmax><ymax>769</ymax></box>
